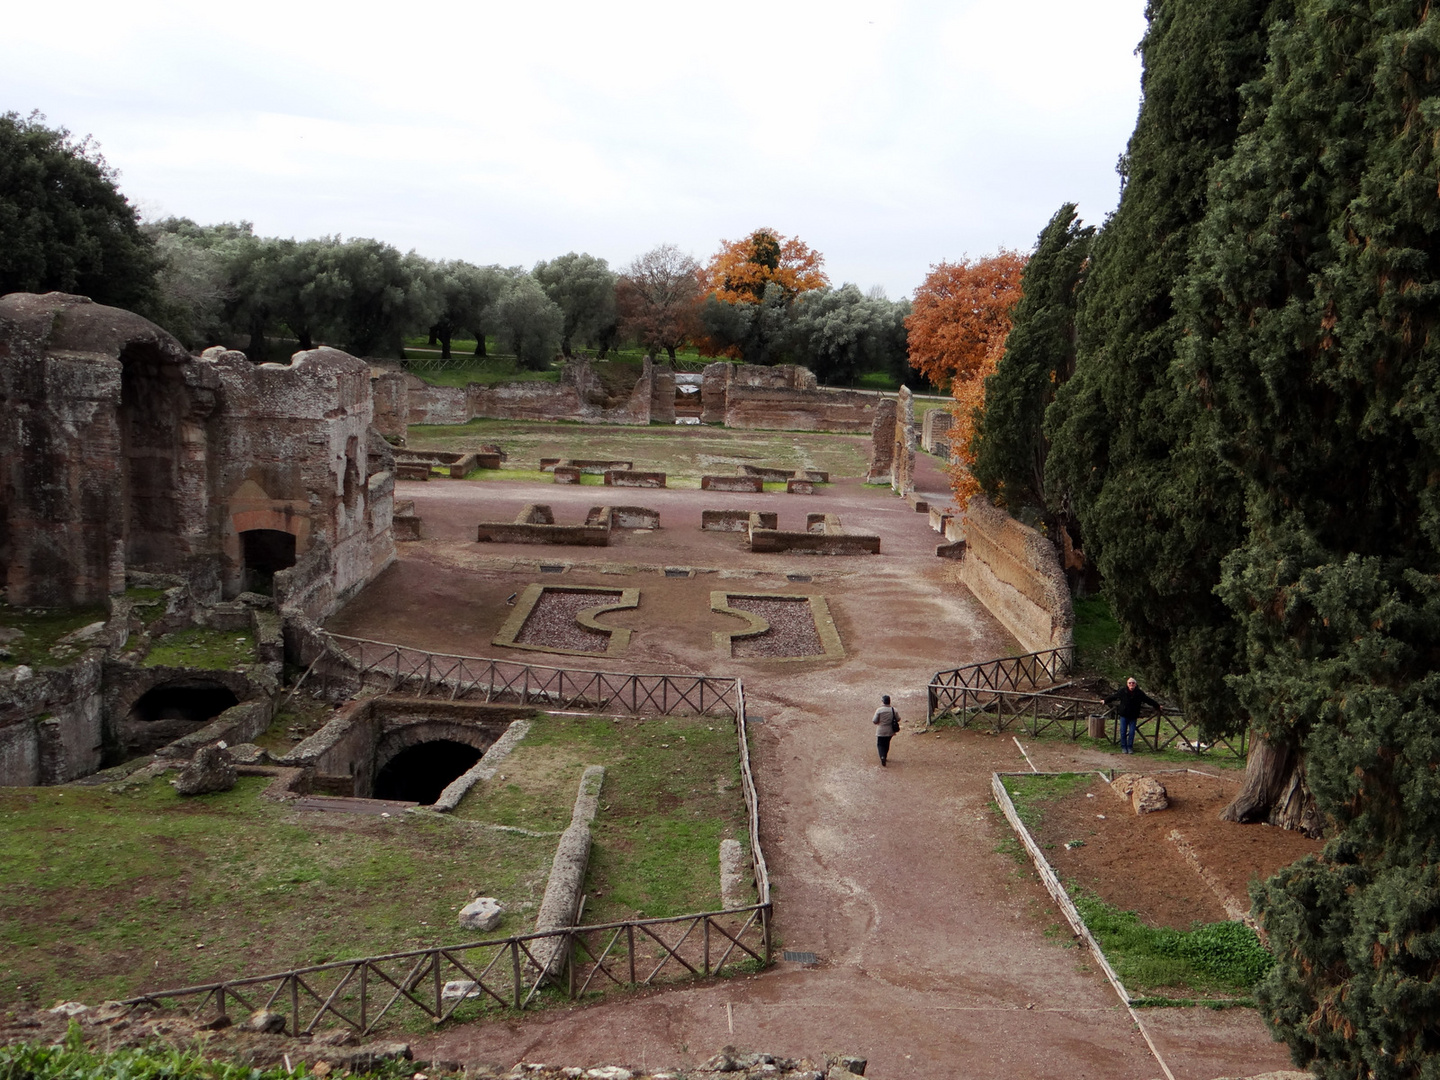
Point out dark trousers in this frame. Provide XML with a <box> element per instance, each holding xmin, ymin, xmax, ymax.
<box><xmin>1120</xmin><ymin>716</ymin><xmax>1139</xmax><ymax>753</ymax></box>
<box><xmin>877</xmin><ymin>735</ymin><xmax>892</xmax><ymax>763</ymax></box>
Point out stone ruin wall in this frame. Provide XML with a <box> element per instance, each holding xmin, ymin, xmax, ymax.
<box><xmin>922</xmin><ymin>407</ymin><xmax>954</xmax><ymax>459</ymax></box>
<box><xmin>376</xmin><ymin>358</ymin><xmax>877</xmax><ymax>441</ymax></box>
<box><xmin>0</xmin><ymin>292</ymin><xmax>397</xmax><ymax>787</ymax></box>
<box><xmin>890</xmin><ymin>386</ymin><xmax>917</xmax><ymax>495</ymax></box>
<box><xmin>956</xmin><ymin>494</ymin><xmax>1074</xmax><ymax>655</ymax></box>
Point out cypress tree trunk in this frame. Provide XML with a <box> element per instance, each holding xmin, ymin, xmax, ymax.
<box><xmin>1220</xmin><ymin>734</ymin><xmax>1322</xmax><ymax>837</ymax></box>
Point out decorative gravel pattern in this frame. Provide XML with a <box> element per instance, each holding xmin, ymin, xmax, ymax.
<box><xmin>514</xmin><ymin>588</ymin><xmax>620</xmax><ymax>653</ymax></box>
<box><xmin>730</xmin><ymin>596</ymin><xmax>824</xmax><ymax>659</ymax></box>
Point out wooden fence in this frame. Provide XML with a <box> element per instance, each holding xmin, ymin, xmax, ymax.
<box><xmin>322</xmin><ymin>633</ymin><xmax>740</xmax><ymax>718</ymax></box>
<box><xmin>121</xmin><ymin>905</ymin><xmax>769</xmax><ymax>1037</ymax></box>
<box><xmin>927</xmin><ymin>646</ymin><xmax>1074</xmax><ymax>721</ymax></box>
<box><xmin>927</xmin><ymin>646</ymin><xmax>1246</xmax><ymax>759</ymax></box>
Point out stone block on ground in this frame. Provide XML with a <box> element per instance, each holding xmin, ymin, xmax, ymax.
<box><xmin>173</xmin><ymin>743</ymin><xmax>236</xmax><ymax>796</ymax></box>
<box><xmin>244</xmin><ymin>1010</ymin><xmax>287</xmax><ymax>1033</ymax></box>
<box><xmin>1111</xmin><ymin>772</ymin><xmax>1168</xmax><ymax>814</ymax></box>
<box><xmin>458</xmin><ymin>896</ymin><xmax>504</xmax><ymax>931</ymax></box>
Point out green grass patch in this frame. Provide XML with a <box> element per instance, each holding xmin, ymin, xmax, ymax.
<box><xmin>462</xmin><ymin>468</ymin><xmax>606</xmax><ymax>485</ymax></box>
<box><xmin>1</xmin><ymin>1027</ymin><xmax>422</xmax><ymax>1079</ymax></box>
<box><xmin>1073</xmin><ymin>595</ymin><xmax>1125</xmax><ymax>681</ymax></box>
<box><xmin>452</xmin><ymin>712</ymin><xmax>747</xmax><ymax>923</ymax></box>
<box><xmin>1071</xmin><ymin>890</ymin><xmax>1272</xmax><ymax>999</ymax></box>
<box><xmin>1000</xmin><ymin>772</ymin><xmax>1091</xmax><ymax>832</ymax></box>
<box><xmin>143</xmin><ymin>626</ymin><xmax>255</xmax><ymax>670</ymax></box>
<box><xmin>0</xmin><ymin>776</ymin><xmax>557</xmax><ymax>1008</ymax></box>
<box><xmin>0</xmin><ymin>602</ymin><xmax>110</xmax><ymax>669</ymax></box>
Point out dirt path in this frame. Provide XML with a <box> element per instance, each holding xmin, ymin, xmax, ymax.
<box><xmin>342</xmin><ymin>456</ymin><xmax>1293</xmax><ymax>1078</ymax></box>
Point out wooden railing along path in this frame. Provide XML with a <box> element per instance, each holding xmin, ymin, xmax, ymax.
<box><xmin>927</xmin><ymin>646</ymin><xmax>1247</xmax><ymax>759</ymax></box>
<box><xmin>322</xmin><ymin>633</ymin><xmax>740</xmax><ymax>718</ymax></box>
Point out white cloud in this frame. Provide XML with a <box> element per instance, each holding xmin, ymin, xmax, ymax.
<box><xmin>1</xmin><ymin>0</ymin><xmax>1146</xmax><ymax>296</ymax></box>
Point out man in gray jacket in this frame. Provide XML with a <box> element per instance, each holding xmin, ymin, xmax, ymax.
<box><xmin>872</xmin><ymin>694</ymin><xmax>901</xmax><ymax>767</ymax></box>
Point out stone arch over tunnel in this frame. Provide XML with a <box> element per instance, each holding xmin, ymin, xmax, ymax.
<box><xmin>370</xmin><ymin>721</ymin><xmax>498</xmax><ymax>805</ymax></box>
<box><xmin>123</xmin><ymin>679</ymin><xmax>240</xmax><ymax>758</ymax></box>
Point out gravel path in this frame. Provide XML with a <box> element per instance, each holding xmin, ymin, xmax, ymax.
<box><xmin>515</xmin><ymin>588</ymin><xmax>618</xmax><ymax>653</ymax></box>
<box><xmin>729</xmin><ymin>596</ymin><xmax>824</xmax><ymax>659</ymax></box>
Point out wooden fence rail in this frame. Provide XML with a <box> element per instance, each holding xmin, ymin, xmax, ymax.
<box><xmin>322</xmin><ymin>633</ymin><xmax>740</xmax><ymax>718</ymax></box>
<box><xmin>927</xmin><ymin>647</ymin><xmax>1246</xmax><ymax>759</ymax></box>
<box><xmin>122</xmin><ymin>906</ymin><xmax>770</xmax><ymax>1037</ymax></box>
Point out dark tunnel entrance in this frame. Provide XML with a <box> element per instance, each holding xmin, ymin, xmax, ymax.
<box><xmin>122</xmin><ymin>681</ymin><xmax>241</xmax><ymax>758</ymax></box>
<box><xmin>241</xmin><ymin>528</ymin><xmax>296</xmax><ymax>595</ymax></box>
<box><xmin>373</xmin><ymin>741</ymin><xmax>484</xmax><ymax>805</ymax></box>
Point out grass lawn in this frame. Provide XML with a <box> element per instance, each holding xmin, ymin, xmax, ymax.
<box><xmin>451</xmin><ymin>712</ymin><xmax>749</xmax><ymax>925</ymax></box>
<box><xmin>999</xmin><ymin>773</ymin><xmax>1271</xmax><ymax>1002</ymax></box>
<box><xmin>406</xmin><ymin>418</ymin><xmax>872</xmax><ymax>480</ymax></box>
<box><xmin>0</xmin><ymin>711</ymin><xmax>749</xmax><ymax>1011</ymax></box>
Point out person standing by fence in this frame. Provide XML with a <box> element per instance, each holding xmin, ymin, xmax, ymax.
<box><xmin>872</xmin><ymin>694</ymin><xmax>901</xmax><ymax>766</ymax></box>
<box><xmin>1104</xmin><ymin>676</ymin><xmax>1160</xmax><ymax>755</ymax></box>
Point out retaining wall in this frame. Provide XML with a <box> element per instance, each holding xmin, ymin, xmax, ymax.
<box><xmin>749</xmin><ymin>530</ymin><xmax>880</xmax><ymax>555</ymax></box>
<box><xmin>702</xmin><ymin>475</ymin><xmax>764</xmax><ymax>492</ymax></box>
<box><xmin>957</xmin><ymin>495</ymin><xmax>1074</xmax><ymax>654</ymax></box>
<box><xmin>604</xmin><ymin>470</ymin><xmax>666</xmax><ymax>488</ymax></box>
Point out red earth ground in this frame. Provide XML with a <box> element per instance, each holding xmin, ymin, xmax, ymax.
<box><xmin>326</xmin><ymin>449</ymin><xmax>1305</xmax><ymax>1079</ymax></box>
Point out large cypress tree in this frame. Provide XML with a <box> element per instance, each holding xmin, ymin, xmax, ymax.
<box><xmin>1178</xmin><ymin>2</ymin><xmax>1440</xmax><ymax>1071</ymax></box>
<box><xmin>1044</xmin><ymin>0</ymin><xmax>1289</xmax><ymax>735</ymax></box>
<box><xmin>972</xmin><ymin>203</ymin><xmax>1093</xmax><ymax>513</ymax></box>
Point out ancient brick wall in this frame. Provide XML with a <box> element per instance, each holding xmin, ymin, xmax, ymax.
<box><xmin>922</xmin><ymin>407</ymin><xmax>953</xmax><ymax>457</ymax></box>
<box><xmin>866</xmin><ymin>398</ymin><xmax>897</xmax><ymax>482</ymax></box>
<box><xmin>890</xmin><ymin>387</ymin><xmax>917</xmax><ymax>495</ymax></box>
<box><xmin>957</xmin><ymin>495</ymin><xmax>1074</xmax><ymax>655</ymax></box>
<box><xmin>0</xmin><ymin>655</ymin><xmax>104</xmax><ymax>785</ymax></box>
<box><xmin>723</xmin><ymin>386</ymin><xmax>875</xmax><ymax>432</ymax></box>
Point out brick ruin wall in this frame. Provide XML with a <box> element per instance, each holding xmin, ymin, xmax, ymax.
<box><xmin>922</xmin><ymin>407</ymin><xmax>954</xmax><ymax>458</ymax></box>
<box><xmin>377</xmin><ymin>359</ymin><xmax>877</xmax><ymax>439</ymax></box>
<box><xmin>0</xmin><ymin>292</ymin><xmax>397</xmax><ymax>786</ymax></box>
<box><xmin>890</xmin><ymin>386</ymin><xmax>917</xmax><ymax>495</ymax></box>
<box><xmin>956</xmin><ymin>494</ymin><xmax>1074</xmax><ymax>655</ymax></box>
<box><xmin>867</xmin><ymin>398</ymin><xmax>897</xmax><ymax>481</ymax></box>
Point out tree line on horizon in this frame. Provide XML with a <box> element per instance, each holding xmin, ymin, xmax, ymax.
<box><xmin>0</xmin><ymin>111</ymin><xmax>919</xmax><ymax>387</ymax></box>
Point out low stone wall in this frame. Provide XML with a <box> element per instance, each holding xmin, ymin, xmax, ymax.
<box><xmin>564</xmin><ymin>458</ymin><xmax>632</xmax><ymax>474</ymax></box>
<box><xmin>531</xmin><ymin>765</ymin><xmax>605</xmax><ymax>978</ymax></box>
<box><xmin>604</xmin><ymin>470</ymin><xmax>665</xmax><ymax>488</ymax></box>
<box><xmin>786</xmin><ymin>478</ymin><xmax>815</xmax><ymax>495</ymax></box>
<box><xmin>806</xmin><ymin>513</ymin><xmax>843</xmax><ymax>535</ymax></box>
<box><xmin>702</xmin><ymin>509</ymin><xmax>757</xmax><ymax>532</ymax></box>
<box><xmin>585</xmin><ymin>505</ymin><xmax>660</xmax><ymax>529</ymax></box>
<box><xmin>552</xmin><ymin>466</ymin><xmax>581</xmax><ymax>483</ymax></box>
<box><xmin>154</xmin><ymin>700</ymin><xmax>274</xmax><ymax>761</ymax></box>
<box><xmin>749</xmin><ymin>530</ymin><xmax>881</xmax><ymax>555</ymax></box>
<box><xmin>724</xmin><ymin>385</ymin><xmax>875</xmax><ymax>432</ymax></box>
<box><xmin>476</xmin><ymin>503</ymin><xmax>611</xmax><ymax>545</ymax></box>
<box><xmin>701</xmin><ymin>475</ymin><xmax>764</xmax><ymax>492</ymax></box>
<box><xmin>957</xmin><ymin>495</ymin><xmax>1074</xmax><ymax>654</ymax></box>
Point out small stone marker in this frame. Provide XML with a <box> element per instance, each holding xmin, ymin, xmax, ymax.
<box><xmin>244</xmin><ymin>1009</ymin><xmax>287</xmax><ymax>1033</ymax></box>
<box><xmin>458</xmin><ymin>896</ymin><xmax>504</xmax><ymax>931</ymax></box>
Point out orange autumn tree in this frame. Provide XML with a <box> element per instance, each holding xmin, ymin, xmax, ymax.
<box><xmin>702</xmin><ymin>228</ymin><xmax>829</xmax><ymax>304</ymax></box>
<box><xmin>905</xmin><ymin>250</ymin><xmax>1027</xmax><ymax>504</ymax></box>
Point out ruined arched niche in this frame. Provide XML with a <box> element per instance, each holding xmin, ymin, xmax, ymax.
<box><xmin>0</xmin><ymin>293</ymin><xmax>218</xmax><ymax>606</ymax></box>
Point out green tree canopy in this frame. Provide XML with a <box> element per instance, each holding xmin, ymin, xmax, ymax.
<box><xmin>0</xmin><ymin>111</ymin><xmax>158</xmax><ymax>312</ymax></box>
<box><xmin>788</xmin><ymin>284</ymin><xmax>910</xmax><ymax>386</ymax></box>
<box><xmin>431</xmin><ymin>260</ymin><xmax>509</xmax><ymax>359</ymax></box>
<box><xmin>972</xmin><ymin>203</ymin><xmax>1092</xmax><ymax>510</ymax></box>
<box><xmin>532</xmin><ymin>252</ymin><xmax>617</xmax><ymax>358</ymax></box>
<box><xmin>491</xmin><ymin>275</ymin><xmax>563</xmax><ymax>370</ymax></box>
<box><xmin>1172</xmin><ymin>1</ymin><xmax>1440</xmax><ymax>1071</ymax></box>
<box><xmin>1044</xmin><ymin>0</ymin><xmax>1287</xmax><ymax>735</ymax></box>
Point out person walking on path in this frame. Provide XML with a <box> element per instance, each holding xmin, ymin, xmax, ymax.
<box><xmin>872</xmin><ymin>695</ymin><xmax>901</xmax><ymax>766</ymax></box>
<box><xmin>1104</xmin><ymin>676</ymin><xmax>1160</xmax><ymax>755</ymax></box>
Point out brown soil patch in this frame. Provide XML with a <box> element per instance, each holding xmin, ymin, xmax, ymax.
<box><xmin>730</xmin><ymin>596</ymin><xmax>823</xmax><ymax>659</ymax></box>
<box><xmin>515</xmin><ymin>587</ymin><xmax>618</xmax><ymax>652</ymax></box>
<box><xmin>1031</xmin><ymin>770</ymin><xmax>1323</xmax><ymax>930</ymax></box>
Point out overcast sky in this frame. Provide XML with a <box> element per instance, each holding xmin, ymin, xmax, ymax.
<box><xmin>2</xmin><ymin>0</ymin><xmax>1147</xmax><ymax>300</ymax></box>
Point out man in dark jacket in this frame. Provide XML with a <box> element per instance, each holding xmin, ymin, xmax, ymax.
<box><xmin>1104</xmin><ymin>677</ymin><xmax>1160</xmax><ymax>755</ymax></box>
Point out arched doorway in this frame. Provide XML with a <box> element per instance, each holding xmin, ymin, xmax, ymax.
<box><xmin>373</xmin><ymin>740</ymin><xmax>484</xmax><ymax>805</ymax></box>
<box><xmin>240</xmin><ymin>529</ymin><xmax>296</xmax><ymax>595</ymax></box>
<box><xmin>124</xmin><ymin>680</ymin><xmax>241</xmax><ymax>756</ymax></box>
